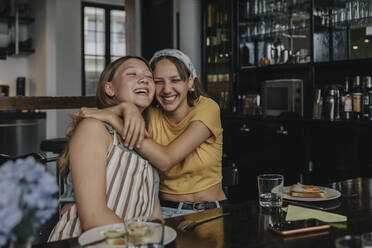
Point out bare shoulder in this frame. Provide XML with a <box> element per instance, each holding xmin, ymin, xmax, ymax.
<box><xmin>71</xmin><ymin>118</ymin><xmax>111</xmax><ymax>145</ymax></box>
<box><xmin>75</xmin><ymin>117</ymin><xmax>107</xmax><ymax>132</ymax></box>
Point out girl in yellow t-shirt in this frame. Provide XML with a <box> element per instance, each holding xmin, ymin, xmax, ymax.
<box><xmin>78</xmin><ymin>49</ymin><xmax>228</xmax><ymax>218</ymax></box>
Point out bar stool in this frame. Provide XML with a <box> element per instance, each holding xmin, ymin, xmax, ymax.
<box><xmin>35</xmin><ymin>138</ymin><xmax>68</xmax><ymax>243</ymax></box>
<box><xmin>40</xmin><ymin>138</ymin><xmax>68</xmax><ymax>155</ymax></box>
<box><xmin>39</xmin><ymin>138</ymin><xmax>68</xmax><ymax>213</ymax></box>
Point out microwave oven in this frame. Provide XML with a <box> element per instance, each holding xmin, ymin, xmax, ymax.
<box><xmin>261</xmin><ymin>79</ymin><xmax>303</xmax><ymax>117</ymax></box>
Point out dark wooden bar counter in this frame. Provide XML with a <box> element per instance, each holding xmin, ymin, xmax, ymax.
<box><xmin>33</xmin><ymin>177</ymin><xmax>372</xmax><ymax>248</ymax></box>
<box><xmin>0</xmin><ymin>96</ymin><xmax>95</xmax><ymax>110</ymax></box>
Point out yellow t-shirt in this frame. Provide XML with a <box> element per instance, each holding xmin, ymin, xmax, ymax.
<box><xmin>148</xmin><ymin>96</ymin><xmax>223</xmax><ymax>194</ymax></box>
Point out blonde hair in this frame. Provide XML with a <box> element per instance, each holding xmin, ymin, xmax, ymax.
<box><xmin>58</xmin><ymin>56</ymin><xmax>151</xmax><ymax>179</ymax></box>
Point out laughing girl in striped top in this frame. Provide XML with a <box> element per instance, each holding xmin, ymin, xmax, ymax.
<box><xmin>48</xmin><ymin>56</ymin><xmax>161</xmax><ymax>242</ymax></box>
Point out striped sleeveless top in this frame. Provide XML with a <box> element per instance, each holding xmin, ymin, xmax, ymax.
<box><xmin>48</xmin><ymin>124</ymin><xmax>159</xmax><ymax>242</ymax></box>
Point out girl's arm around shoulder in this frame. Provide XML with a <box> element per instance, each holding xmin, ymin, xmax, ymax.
<box><xmin>137</xmin><ymin>97</ymin><xmax>221</xmax><ymax>172</ymax></box>
<box><xmin>138</xmin><ymin>120</ymin><xmax>212</xmax><ymax>172</ymax></box>
<box><xmin>69</xmin><ymin>118</ymin><xmax>123</xmax><ymax>230</ymax></box>
<box><xmin>78</xmin><ymin>103</ymin><xmax>146</xmax><ymax>150</ymax></box>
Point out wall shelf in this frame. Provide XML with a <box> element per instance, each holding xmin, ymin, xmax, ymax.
<box><xmin>202</xmin><ymin>0</ymin><xmax>372</xmax><ymax>119</ymax></box>
<box><xmin>240</xmin><ymin>62</ymin><xmax>311</xmax><ymax>72</ymax></box>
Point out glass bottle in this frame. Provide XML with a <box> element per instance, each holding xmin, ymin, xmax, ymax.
<box><xmin>335</xmin><ymin>86</ymin><xmax>341</xmax><ymax>120</ymax></box>
<box><xmin>325</xmin><ymin>87</ymin><xmax>336</xmax><ymax>121</ymax></box>
<box><xmin>300</xmin><ymin>161</ymin><xmax>315</xmax><ymax>185</ymax></box>
<box><xmin>367</xmin><ymin>76</ymin><xmax>372</xmax><ymax>121</ymax></box>
<box><xmin>362</xmin><ymin>76</ymin><xmax>371</xmax><ymax>120</ymax></box>
<box><xmin>352</xmin><ymin>75</ymin><xmax>362</xmax><ymax>120</ymax></box>
<box><xmin>313</xmin><ymin>89</ymin><xmax>323</xmax><ymax>120</ymax></box>
<box><xmin>342</xmin><ymin>77</ymin><xmax>352</xmax><ymax>121</ymax></box>
<box><xmin>240</xmin><ymin>42</ymin><xmax>251</xmax><ymax>67</ymax></box>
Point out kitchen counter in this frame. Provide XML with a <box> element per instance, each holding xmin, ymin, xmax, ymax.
<box><xmin>0</xmin><ymin>112</ymin><xmax>46</xmax><ymax>156</ymax></box>
<box><xmin>0</xmin><ymin>96</ymin><xmax>94</xmax><ymax>156</ymax></box>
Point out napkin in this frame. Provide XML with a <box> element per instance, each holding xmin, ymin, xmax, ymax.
<box><xmin>285</xmin><ymin>205</ymin><xmax>347</xmax><ymax>223</ymax></box>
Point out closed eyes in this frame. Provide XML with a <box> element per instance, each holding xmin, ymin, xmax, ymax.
<box><xmin>172</xmin><ymin>79</ymin><xmax>182</xmax><ymax>83</ymax></box>
<box><xmin>126</xmin><ymin>72</ymin><xmax>153</xmax><ymax>79</ymax></box>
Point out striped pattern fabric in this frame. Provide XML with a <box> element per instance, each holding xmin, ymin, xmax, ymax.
<box><xmin>48</xmin><ymin>130</ymin><xmax>157</xmax><ymax>242</ymax></box>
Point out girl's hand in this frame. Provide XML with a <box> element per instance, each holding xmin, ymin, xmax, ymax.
<box><xmin>78</xmin><ymin>107</ymin><xmax>113</xmax><ymax>122</ymax></box>
<box><xmin>66</xmin><ymin>107</ymin><xmax>118</xmax><ymax>137</ymax></box>
<box><xmin>119</xmin><ymin>103</ymin><xmax>146</xmax><ymax>150</ymax></box>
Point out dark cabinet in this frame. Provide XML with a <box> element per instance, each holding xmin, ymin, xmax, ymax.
<box><xmin>262</xmin><ymin>123</ymin><xmax>304</xmax><ymax>178</ymax></box>
<box><xmin>222</xmin><ymin>117</ymin><xmax>372</xmax><ymax>203</ymax></box>
<box><xmin>222</xmin><ymin>118</ymin><xmax>264</xmax><ymax>203</ymax></box>
<box><xmin>223</xmin><ymin>118</ymin><xmax>306</xmax><ymax>203</ymax></box>
<box><xmin>357</xmin><ymin>124</ymin><xmax>372</xmax><ymax>175</ymax></box>
<box><xmin>305</xmin><ymin>123</ymin><xmax>358</xmax><ymax>183</ymax></box>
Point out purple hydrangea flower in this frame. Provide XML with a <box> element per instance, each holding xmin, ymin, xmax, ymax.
<box><xmin>0</xmin><ymin>156</ymin><xmax>58</xmax><ymax>246</ymax></box>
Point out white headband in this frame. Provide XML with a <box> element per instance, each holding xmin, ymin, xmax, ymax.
<box><xmin>149</xmin><ymin>49</ymin><xmax>198</xmax><ymax>79</ymax></box>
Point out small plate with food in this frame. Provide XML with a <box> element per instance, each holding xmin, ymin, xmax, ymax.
<box><xmin>78</xmin><ymin>222</ymin><xmax>177</xmax><ymax>247</ymax></box>
<box><xmin>274</xmin><ymin>183</ymin><xmax>341</xmax><ymax>201</ymax></box>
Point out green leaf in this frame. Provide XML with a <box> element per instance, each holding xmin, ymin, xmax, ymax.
<box><xmin>12</xmin><ymin>210</ymin><xmax>37</xmax><ymax>247</ymax></box>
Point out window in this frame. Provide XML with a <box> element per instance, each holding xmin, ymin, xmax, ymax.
<box><xmin>82</xmin><ymin>2</ymin><xmax>125</xmax><ymax>96</ymax></box>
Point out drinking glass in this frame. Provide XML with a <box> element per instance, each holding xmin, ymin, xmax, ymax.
<box><xmin>362</xmin><ymin>232</ymin><xmax>372</xmax><ymax>248</ymax></box>
<box><xmin>124</xmin><ymin>217</ymin><xmax>165</xmax><ymax>248</ymax></box>
<box><xmin>257</xmin><ymin>174</ymin><xmax>284</xmax><ymax>207</ymax></box>
<box><xmin>258</xmin><ymin>206</ymin><xmax>284</xmax><ymax>231</ymax></box>
<box><xmin>335</xmin><ymin>235</ymin><xmax>361</xmax><ymax>248</ymax></box>
<box><xmin>346</xmin><ymin>1</ymin><xmax>352</xmax><ymax>21</ymax></box>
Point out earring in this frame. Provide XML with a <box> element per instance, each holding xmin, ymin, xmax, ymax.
<box><xmin>106</xmin><ymin>87</ymin><xmax>114</xmax><ymax>96</ymax></box>
<box><xmin>188</xmin><ymin>87</ymin><xmax>195</xmax><ymax>92</ymax></box>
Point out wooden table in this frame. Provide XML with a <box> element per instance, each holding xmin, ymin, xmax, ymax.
<box><xmin>33</xmin><ymin>177</ymin><xmax>372</xmax><ymax>248</ymax></box>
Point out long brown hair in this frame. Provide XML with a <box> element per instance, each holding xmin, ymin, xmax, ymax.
<box><xmin>58</xmin><ymin>56</ymin><xmax>151</xmax><ymax>179</ymax></box>
<box><xmin>150</xmin><ymin>56</ymin><xmax>207</xmax><ymax>107</ymax></box>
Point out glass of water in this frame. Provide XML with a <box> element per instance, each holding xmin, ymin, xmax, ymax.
<box><xmin>124</xmin><ymin>217</ymin><xmax>164</xmax><ymax>248</ymax></box>
<box><xmin>257</xmin><ymin>174</ymin><xmax>284</xmax><ymax>208</ymax></box>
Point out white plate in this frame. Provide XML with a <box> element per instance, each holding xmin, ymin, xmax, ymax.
<box><xmin>280</xmin><ymin>186</ymin><xmax>341</xmax><ymax>201</ymax></box>
<box><xmin>78</xmin><ymin>223</ymin><xmax>177</xmax><ymax>247</ymax></box>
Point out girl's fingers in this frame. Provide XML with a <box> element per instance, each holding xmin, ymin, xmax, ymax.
<box><xmin>129</xmin><ymin>123</ymin><xmax>140</xmax><ymax>150</ymax></box>
<box><xmin>79</xmin><ymin>107</ymin><xmax>87</xmax><ymax>115</ymax></box>
<box><xmin>122</xmin><ymin>117</ymin><xmax>130</xmax><ymax>139</ymax></box>
<box><xmin>144</xmin><ymin>130</ymin><xmax>150</xmax><ymax>138</ymax></box>
<box><xmin>125</xmin><ymin>120</ymin><xmax>135</xmax><ymax>148</ymax></box>
<box><xmin>66</xmin><ymin>124</ymin><xmax>74</xmax><ymax>136</ymax></box>
<box><xmin>137</xmin><ymin>122</ymin><xmax>145</xmax><ymax>149</ymax></box>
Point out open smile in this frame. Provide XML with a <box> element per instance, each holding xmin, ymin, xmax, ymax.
<box><xmin>134</xmin><ymin>88</ymin><xmax>150</xmax><ymax>96</ymax></box>
<box><xmin>160</xmin><ymin>95</ymin><xmax>177</xmax><ymax>104</ymax></box>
